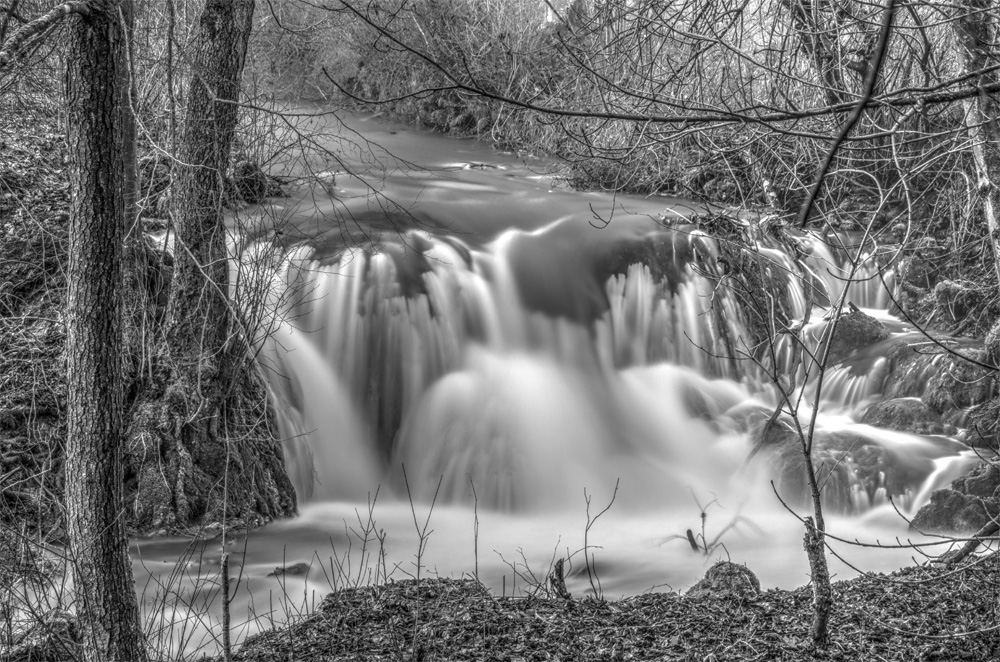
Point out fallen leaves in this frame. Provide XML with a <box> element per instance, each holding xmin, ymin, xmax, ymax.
<box><xmin>232</xmin><ymin>555</ymin><xmax>1000</xmax><ymax>662</ymax></box>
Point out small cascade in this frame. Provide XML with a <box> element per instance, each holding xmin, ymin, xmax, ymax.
<box><xmin>131</xmin><ymin>114</ymin><xmax>988</xmax><ymax>655</ymax></box>
<box><xmin>260</xmin><ymin>216</ymin><xmax>965</xmax><ymax>521</ymax></box>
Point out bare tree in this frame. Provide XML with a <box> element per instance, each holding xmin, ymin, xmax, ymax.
<box><xmin>64</xmin><ymin>0</ymin><xmax>147</xmax><ymax>659</ymax></box>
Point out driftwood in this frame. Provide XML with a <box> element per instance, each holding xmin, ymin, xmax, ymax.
<box><xmin>548</xmin><ymin>557</ymin><xmax>572</xmax><ymax>600</ymax></box>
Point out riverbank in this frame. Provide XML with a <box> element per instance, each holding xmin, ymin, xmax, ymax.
<box><xmin>230</xmin><ymin>557</ymin><xmax>1000</xmax><ymax>661</ymax></box>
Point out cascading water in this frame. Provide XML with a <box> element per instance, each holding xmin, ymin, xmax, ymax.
<box><xmin>133</xmin><ymin>110</ymin><xmax>983</xmax><ymax>656</ymax></box>
<box><xmin>263</xmin><ymin>218</ymin><xmax>972</xmax><ymax>519</ymax></box>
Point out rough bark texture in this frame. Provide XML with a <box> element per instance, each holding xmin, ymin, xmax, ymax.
<box><xmin>954</xmin><ymin>0</ymin><xmax>1000</xmax><ymax>287</ymax></box>
<box><xmin>128</xmin><ymin>0</ymin><xmax>295</xmax><ymax>532</ymax></box>
<box><xmin>64</xmin><ymin>2</ymin><xmax>147</xmax><ymax>660</ymax></box>
<box><xmin>803</xmin><ymin>516</ymin><xmax>832</xmax><ymax>649</ymax></box>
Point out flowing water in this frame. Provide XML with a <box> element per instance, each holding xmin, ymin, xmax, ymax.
<box><xmin>133</xmin><ymin>110</ymin><xmax>982</xmax><ymax>656</ymax></box>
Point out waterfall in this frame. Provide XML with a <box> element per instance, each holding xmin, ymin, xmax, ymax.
<box><xmin>260</xmin><ymin>218</ymin><xmax>972</xmax><ymax>518</ymax></box>
<box><xmin>130</xmin><ymin>114</ymin><xmax>986</xmax><ymax>657</ymax></box>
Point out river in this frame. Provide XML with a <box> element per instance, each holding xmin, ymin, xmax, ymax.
<box><xmin>132</xmin><ymin>108</ymin><xmax>978</xmax><ymax>657</ymax></box>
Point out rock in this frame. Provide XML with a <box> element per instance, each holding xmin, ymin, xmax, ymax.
<box><xmin>860</xmin><ymin>397</ymin><xmax>944</xmax><ymax>435</ymax></box>
<box><xmin>921</xmin><ymin>348</ymin><xmax>994</xmax><ymax>422</ymax></box>
<box><xmin>878</xmin><ymin>341</ymin><xmax>994</xmax><ymax>428</ymax></box>
<box><xmin>686</xmin><ymin>562</ymin><xmax>760</xmax><ymax>602</ymax></box>
<box><xmin>952</xmin><ymin>462</ymin><xmax>1000</xmax><ymax>498</ymax></box>
<box><xmin>761</xmin><ymin>426</ymin><xmax>955</xmax><ymax>514</ymax></box>
<box><xmin>826</xmin><ymin>304</ymin><xmax>889</xmax><ymax>364</ymax></box>
<box><xmin>232</xmin><ymin>160</ymin><xmax>269</xmax><ymax>204</ymax></box>
<box><xmin>269</xmin><ymin>562</ymin><xmax>311</xmax><ymax>578</ymax></box>
<box><xmin>966</xmin><ymin>398</ymin><xmax>1000</xmax><ymax>449</ymax></box>
<box><xmin>910</xmin><ymin>487</ymin><xmax>999</xmax><ymax>534</ymax></box>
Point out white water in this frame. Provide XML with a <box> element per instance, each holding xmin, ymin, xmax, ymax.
<box><xmin>132</xmin><ymin>109</ymin><xmax>979</xmax><ymax>657</ymax></box>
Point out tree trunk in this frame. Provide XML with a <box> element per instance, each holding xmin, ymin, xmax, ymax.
<box><xmin>168</xmin><ymin>0</ymin><xmax>253</xmax><ymax>367</ymax></box>
<box><xmin>65</xmin><ymin>2</ymin><xmax>147</xmax><ymax>660</ymax></box>
<box><xmin>784</xmin><ymin>0</ymin><xmax>849</xmax><ymax>107</ymax></box>
<box><xmin>954</xmin><ymin>0</ymin><xmax>1000</xmax><ymax>287</ymax></box>
<box><xmin>129</xmin><ymin>0</ymin><xmax>296</xmax><ymax>531</ymax></box>
<box><xmin>803</xmin><ymin>515</ymin><xmax>832</xmax><ymax>648</ymax></box>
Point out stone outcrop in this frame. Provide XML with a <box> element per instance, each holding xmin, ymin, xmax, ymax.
<box><xmin>860</xmin><ymin>397</ymin><xmax>946</xmax><ymax>435</ymax></box>
<box><xmin>911</xmin><ymin>463</ymin><xmax>1000</xmax><ymax>533</ymax></box>
<box><xmin>826</xmin><ymin>304</ymin><xmax>890</xmax><ymax>364</ymax></box>
<box><xmin>686</xmin><ymin>561</ymin><xmax>760</xmax><ymax>602</ymax></box>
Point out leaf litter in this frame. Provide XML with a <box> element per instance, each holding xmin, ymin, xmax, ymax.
<box><xmin>231</xmin><ymin>554</ymin><xmax>1000</xmax><ymax>662</ymax></box>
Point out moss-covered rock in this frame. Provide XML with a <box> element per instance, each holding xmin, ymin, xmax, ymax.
<box><xmin>685</xmin><ymin>561</ymin><xmax>760</xmax><ymax>602</ymax></box>
<box><xmin>860</xmin><ymin>397</ymin><xmax>946</xmax><ymax>435</ymax></box>
<box><xmin>910</xmin><ymin>487</ymin><xmax>999</xmax><ymax>534</ymax></box>
<box><xmin>826</xmin><ymin>305</ymin><xmax>889</xmax><ymax>364</ymax></box>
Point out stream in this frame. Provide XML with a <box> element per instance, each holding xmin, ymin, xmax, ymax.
<box><xmin>132</xmin><ymin>108</ymin><xmax>980</xmax><ymax>657</ymax></box>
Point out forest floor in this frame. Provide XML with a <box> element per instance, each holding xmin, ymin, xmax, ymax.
<box><xmin>229</xmin><ymin>557</ymin><xmax>1000</xmax><ymax>662</ymax></box>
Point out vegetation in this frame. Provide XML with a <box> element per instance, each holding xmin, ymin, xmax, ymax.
<box><xmin>230</xmin><ymin>564</ymin><xmax>1000</xmax><ymax>662</ymax></box>
<box><xmin>2</xmin><ymin>0</ymin><xmax>1000</xmax><ymax>658</ymax></box>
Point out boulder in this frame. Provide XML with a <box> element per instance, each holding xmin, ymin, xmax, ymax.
<box><xmin>232</xmin><ymin>160</ymin><xmax>269</xmax><ymax>205</ymax></box>
<box><xmin>860</xmin><ymin>397</ymin><xmax>945</xmax><ymax>435</ymax></box>
<box><xmin>269</xmin><ymin>562</ymin><xmax>311</xmax><ymax>578</ymax></box>
<box><xmin>910</xmin><ymin>464</ymin><xmax>1000</xmax><ymax>535</ymax></box>
<box><xmin>953</xmin><ymin>462</ymin><xmax>1000</xmax><ymax>499</ymax></box>
<box><xmin>877</xmin><ymin>341</ymin><xmax>993</xmax><ymax>429</ymax></box>
<box><xmin>910</xmin><ymin>487</ymin><xmax>999</xmax><ymax>534</ymax></box>
<box><xmin>685</xmin><ymin>561</ymin><xmax>760</xmax><ymax>602</ymax></box>
<box><xmin>922</xmin><ymin>349</ymin><xmax>994</xmax><ymax>423</ymax></box>
<box><xmin>826</xmin><ymin>304</ymin><xmax>889</xmax><ymax>364</ymax></box>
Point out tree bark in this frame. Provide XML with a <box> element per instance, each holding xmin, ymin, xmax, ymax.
<box><xmin>168</xmin><ymin>0</ymin><xmax>253</xmax><ymax>367</ymax></box>
<box><xmin>803</xmin><ymin>516</ymin><xmax>832</xmax><ymax>648</ymax></box>
<box><xmin>129</xmin><ymin>0</ymin><xmax>295</xmax><ymax>531</ymax></box>
<box><xmin>64</xmin><ymin>1</ymin><xmax>147</xmax><ymax>660</ymax></box>
<box><xmin>953</xmin><ymin>0</ymin><xmax>1000</xmax><ymax>287</ymax></box>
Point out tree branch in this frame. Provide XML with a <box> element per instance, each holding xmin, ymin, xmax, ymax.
<box><xmin>335</xmin><ymin>0</ymin><xmax>1000</xmax><ymax>135</ymax></box>
<box><xmin>796</xmin><ymin>0</ymin><xmax>897</xmax><ymax>228</ymax></box>
<box><xmin>943</xmin><ymin>517</ymin><xmax>1000</xmax><ymax>566</ymax></box>
<box><xmin>0</xmin><ymin>0</ymin><xmax>91</xmax><ymax>69</ymax></box>
<box><xmin>0</xmin><ymin>2</ymin><xmax>25</xmax><ymax>49</ymax></box>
